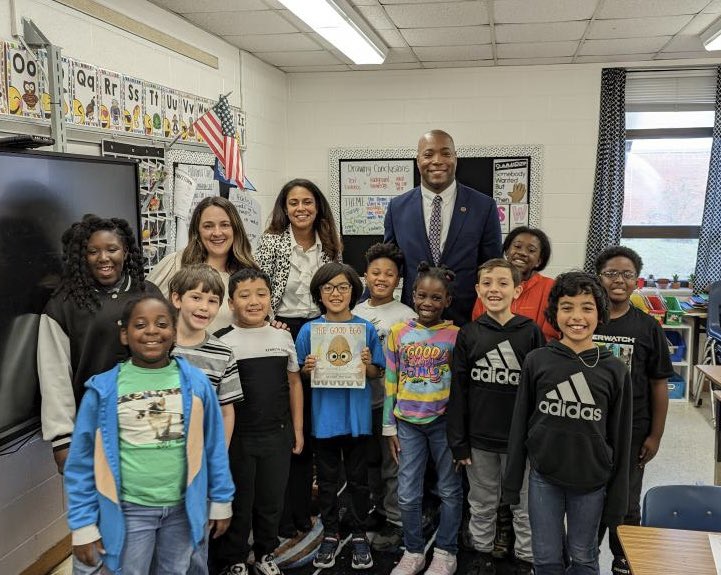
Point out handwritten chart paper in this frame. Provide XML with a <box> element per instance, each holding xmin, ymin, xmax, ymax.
<box><xmin>340</xmin><ymin>160</ymin><xmax>414</xmax><ymax>235</ymax></box>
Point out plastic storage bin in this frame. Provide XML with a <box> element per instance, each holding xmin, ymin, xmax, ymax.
<box><xmin>663</xmin><ymin>296</ymin><xmax>685</xmax><ymax>325</ymax></box>
<box><xmin>665</xmin><ymin>331</ymin><xmax>686</xmax><ymax>362</ymax></box>
<box><xmin>667</xmin><ymin>374</ymin><xmax>686</xmax><ymax>399</ymax></box>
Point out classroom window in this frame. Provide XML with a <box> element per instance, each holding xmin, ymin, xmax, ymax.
<box><xmin>621</xmin><ymin>111</ymin><xmax>713</xmax><ymax>279</ymax></box>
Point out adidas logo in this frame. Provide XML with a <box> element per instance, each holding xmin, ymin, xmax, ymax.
<box><xmin>538</xmin><ymin>372</ymin><xmax>602</xmax><ymax>421</ymax></box>
<box><xmin>471</xmin><ymin>340</ymin><xmax>521</xmax><ymax>385</ymax></box>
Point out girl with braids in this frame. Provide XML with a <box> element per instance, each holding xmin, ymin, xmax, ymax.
<box><xmin>149</xmin><ymin>196</ymin><xmax>256</xmax><ymax>333</ymax></box>
<box><xmin>38</xmin><ymin>214</ymin><xmax>161</xmax><ymax>474</ymax></box>
<box><xmin>384</xmin><ymin>262</ymin><xmax>463</xmax><ymax>575</ymax></box>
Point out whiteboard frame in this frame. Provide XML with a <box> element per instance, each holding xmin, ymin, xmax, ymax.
<box><xmin>328</xmin><ymin>144</ymin><xmax>544</xmax><ymax>232</ymax></box>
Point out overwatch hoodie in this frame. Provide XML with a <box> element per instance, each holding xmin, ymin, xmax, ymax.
<box><xmin>503</xmin><ymin>340</ymin><xmax>632</xmax><ymax>527</ymax></box>
<box><xmin>447</xmin><ymin>314</ymin><xmax>543</xmax><ymax>458</ymax></box>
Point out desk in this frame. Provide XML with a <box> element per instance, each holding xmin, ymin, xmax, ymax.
<box><xmin>617</xmin><ymin>525</ymin><xmax>717</xmax><ymax>574</ymax></box>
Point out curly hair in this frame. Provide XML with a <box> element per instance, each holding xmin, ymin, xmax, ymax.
<box><xmin>54</xmin><ymin>214</ymin><xmax>144</xmax><ymax>311</ymax></box>
<box><xmin>309</xmin><ymin>262</ymin><xmax>363</xmax><ymax>314</ymax></box>
<box><xmin>544</xmin><ymin>271</ymin><xmax>610</xmax><ymax>331</ymax></box>
<box><xmin>503</xmin><ymin>226</ymin><xmax>552</xmax><ymax>272</ymax></box>
<box><xmin>365</xmin><ymin>242</ymin><xmax>405</xmax><ymax>275</ymax></box>
<box><xmin>413</xmin><ymin>261</ymin><xmax>456</xmax><ymax>296</ymax></box>
<box><xmin>266</xmin><ymin>179</ymin><xmax>343</xmax><ymax>261</ymax></box>
<box><xmin>182</xmin><ymin>196</ymin><xmax>256</xmax><ymax>273</ymax></box>
<box><xmin>594</xmin><ymin>245</ymin><xmax>643</xmax><ymax>275</ymax></box>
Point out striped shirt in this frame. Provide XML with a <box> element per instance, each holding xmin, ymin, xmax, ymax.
<box><xmin>382</xmin><ymin>319</ymin><xmax>459</xmax><ymax>434</ymax></box>
<box><xmin>172</xmin><ymin>334</ymin><xmax>243</xmax><ymax>405</ymax></box>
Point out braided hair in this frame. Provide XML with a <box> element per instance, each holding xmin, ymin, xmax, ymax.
<box><xmin>413</xmin><ymin>261</ymin><xmax>456</xmax><ymax>296</ymax></box>
<box><xmin>54</xmin><ymin>214</ymin><xmax>145</xmax><ymax>311</ymax></box>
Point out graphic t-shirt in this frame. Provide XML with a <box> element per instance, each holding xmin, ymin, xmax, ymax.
<box><xmin>117</xmin><ymin>360</ymin><xmax>186</xmax><ymax>506</ymax></box>
<box><xmin>352</xmin><ymin>299</ymin><xmax>416</xmax><ymax>409</ymax></box>
<box><xmin>593</xmin><ymin>305</ymin><xmax>674</xmax><ymax>436</ymax></box>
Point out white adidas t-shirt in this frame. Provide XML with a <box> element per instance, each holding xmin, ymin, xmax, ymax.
<box><xmin>353</xmin><ymin>299</ymin><xmax>416</xmax><ymax>408</ymax></box>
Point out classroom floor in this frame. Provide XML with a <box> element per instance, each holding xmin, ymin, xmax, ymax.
<box><xmin>46</xmin><ymin>400</ymin><xmax>714</xmax><ymax>575</ymax></box>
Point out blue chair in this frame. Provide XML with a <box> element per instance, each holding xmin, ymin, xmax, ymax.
<box><xmin>709</xmin><ymin>281</ymin><xmax>721</xmax><ymax>345</ymax></box>
<box><xmin>641</xmin><ymin>485</ymin><xmax>721</xmax><ymax>531</ymax></box>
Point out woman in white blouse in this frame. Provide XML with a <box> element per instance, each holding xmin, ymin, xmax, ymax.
<box><xmin>254</xmin><ymin>178</ymin><xmax>342</xmax><ymax>536</ymax></box>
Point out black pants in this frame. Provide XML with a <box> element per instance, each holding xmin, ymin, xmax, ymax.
<box><xmin>212</xmin><ymin>426</ymin><xmax>292</xmax><ymax>567</ymax></box>
<box><xmin>598</xmin><ymin>432</ymin><xmax>645</xmax><ymax>558</ymax></box>
<box><xmin>315</xmin><ymin>434</ymin><xmax>370</xmax><ymax>535</ymax></box>
<box><xmin>278</xmin><ymin>315</ymin><xmax>316</xmax><ymax>532</ymax></box>
<box><xmin>367</xmin><ymin>406</ymin><xmax>384</xmax><ymax>509</ymax></box>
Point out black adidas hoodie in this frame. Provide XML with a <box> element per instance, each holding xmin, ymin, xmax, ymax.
<box><xmin>503</xmin><ymin>340</ymin><xmax>632</xmax><ymax>527</ymax></box>
<box><xmin>447</xmin><ymin>314</ymin><xmax>543</xmax><ymax>458</ymax></box>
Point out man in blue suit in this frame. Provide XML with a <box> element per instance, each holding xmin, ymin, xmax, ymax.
<box><xmin>384</xmin><ymin>130</ymin><xmax>502</xmax><ymax>326</ymax></box>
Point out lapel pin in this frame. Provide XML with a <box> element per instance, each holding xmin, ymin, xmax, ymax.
<box><xmin>460</xmin><ymin>206</ymin><xmax>467</xmax><ymax>212</ymax></box>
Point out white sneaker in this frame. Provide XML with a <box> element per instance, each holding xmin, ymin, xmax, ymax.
<box><xmin>390</xmin><ymin>551</ymin><xmax>426</xmax><ymax>575</ymax></box>
<box><xmin>253</xmin><ymin>554</ymin><xmax>282</xmax><ymax>575</ymax></box>
<box><xmin>425</xmin><ymin>548</ymin><xmax>457</xmax><ymax>575</ymax></box>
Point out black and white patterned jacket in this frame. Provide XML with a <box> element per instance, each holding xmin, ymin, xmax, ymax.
<box><xmin>254</xmin><ymin>226</ymin><xmax>337</xmax><ymax>314</ymax></box>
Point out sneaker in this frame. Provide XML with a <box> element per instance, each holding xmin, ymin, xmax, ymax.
<box><xmin>253</xmin><ymin>554</ymin><xmax>282</xmax><ymax>575</ymax></box>
<box><xmin>390</xmin><ymin>551</ymin><xmax>426</xmax><ymax>575</ymax></box>
<box><xmin>469</xmin><ymin>552</ymin><xmax>496</xmax><ymax>575</ymax></box>
<box><xmin>372</xmin><ymin>522</ymin><xmax>403</xmax><ymax>551</ymax></box>
<box><xmin>425</xmin><ymin>548</ymin><xmax>457</xmax><ymax>575</ymax></box>
<box><xmin>351</xmin><ymin>535</ymin><xmax>374</xmax><ymax>570</ymax></box>
<box><xmin>514</xmin><ymin>557</ymin><xmax>534</xmax><ymax>575</ymax></box>
<box><xmin>491</xmin><ymin>528</ymin><xmax>512</xmax><ymax>560</ymax></box>
<box><xmin>313</xmin><ymin>535</ymin><xmax>340</xmax><ymax>569</ymax></box>
<box><xmin>220</xmin><ymin>564</ymin><xmax>249</xmax><ymax>575</ymax></box>
<box><xmin>611</xmin><ymin>557</ymin><xmax>630</xmax><ymax>575</ymax></box>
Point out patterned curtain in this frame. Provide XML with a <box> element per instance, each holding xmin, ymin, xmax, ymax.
<box><xmin>583</xmin><ymin>68</ymin><xmax>627</xmax><ymax>272</ymax></box>
<box><xmin>694</xmin><ymin>66</ymin><xmax>721</xmax><ymax>293</ymax></box>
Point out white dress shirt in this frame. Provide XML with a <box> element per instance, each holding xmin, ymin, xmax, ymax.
<box><xmin>421</xmin><ymin>180</ymin><xmax>457</xmax><ymax>254</ymax></box>
<box><xmin>276</xmin><ymin>230</ymin><xmax>322</xmax><ymax>318</ymax></box>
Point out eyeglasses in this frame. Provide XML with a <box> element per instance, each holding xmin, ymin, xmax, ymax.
<box><xmin>321</xmin><ymin>282</ymin><xmax>352</xmax><ymax>295</ymax></box>
<box><xmin>599</xmin><ymin>270</ymin><xmax>637</xmax><ymax>281</ymax></box>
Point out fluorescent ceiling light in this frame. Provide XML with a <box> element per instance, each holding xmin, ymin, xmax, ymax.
<box><xmin>277</xmin><ymin>0</ymin><xmax>387</xmax><ymax>65</ymax></box>
<box><xmin>701</xmin><ymin>17</ymin><xmax>721</xmax><ymax>51</ymax></box>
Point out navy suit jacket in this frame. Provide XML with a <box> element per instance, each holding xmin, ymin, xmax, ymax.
<box><xmin>384</xmin><ymin>183</ymin><xmax>502</xmax><ymax>326</ymax></box>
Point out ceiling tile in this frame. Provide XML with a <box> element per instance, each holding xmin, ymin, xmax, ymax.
<box><xmin>683</xmin><ymin>13</ymin><xmax>721</xmax><ymax>34</ymax></box>
<box><xmin>496</xmin><ymin>41</ymin><xmax>578</xmax><ymax>58</ymax></box>
<box><xmin>598</xmin><ymin>0</ymin><xmax>709</xmax><ymax>18</ymax></box>
<box><xmin>351</xmin><ymin>62</ymin><xmax>423</xmax><ymax>70</ymax></box>
<box><xmin>494</xmin><ymin>21</ymin><xmax>587</xmax><ymax>43</ymax></box>
<box><xmin>574</xmin><ymin>53</ymin><xmax>656</xmax><ymax>63</ymax></box>
<box><xmin>401</xmin><ymin>26</ymin><xmax>491</xmax><ymax>46</ymax></box>
<box><xmin>149</xmin><ymin>0</ymin><xmax>271</xmax><ymax>13</ymax></box>
<box><xmin>224</xmin><ymin>33</ymin><xmax>322</xmax><ymax>52</ymax></box>
<box><xmin>579</xmin><ymin>37</ymin><xmax>671</xmax><ymax>55</ymax></box>
<box><xmin>662</xmin><ymin>35</ymin><xmax>707</xmax><ymax>51</ymax></box>
<box><xmin>421</xmin><ymin>60</ymin><xmax>494</xmax><ymax>68</ymax></box>
<box><xmin>655</xmin><ymin>50</ymin><xmax>720</xmax><ymax>59</ymax></box>
<box><xmin>704</xmin><ymin>0</ymin><xmax>721</xmax><ymax>12</ymax></box>
<box><xmin>494</xmin><ymin>0</ymin><xmax>597</xmax><ymax>24</ymax></box>
<box><xmin>384</xmin><ymin>2</ymin><xmax>488</xmax><ymax>28</ymax></box>
<box><xmin>182</xmin><ymin>10</ymin><xmax>296</xmax><ymax>36</ymax></box>
<box><xmin>385</xmin><ymin>47</ymin><xmax>420</xmax><ymax>62</ymax></box>
<box><xmin>376</xmin><ymin>28</ymin><xmax>409</xmax><ymax>47</ymax></box>
<box><xmin>499</xmin><ymin>57</ymin><xmax>575</xmax><ymax>66</ymax></box>
<box><xmin>588</xmin><ymin>16</ymin><xmax>692</xmax><ymax>39</ymax></box>
<box><xmin>412</xmin><ymin>44</ymin><xmax>493</xmax><ymax>61</ymax></box>
<box><xmin>356</xmin><ymin>5</ymin><xmax>396</xmax><ymax>29</ymax></box>
<box><xmin>381</xmin><ymin>0</ymin><xmax>469</xmax><ymax>3</ymax></box>
<box><xmin>260</xmin><ymin>50</ymin><xmax>343</xmax><ymax>67</ymax></box>
<box><xmin>351</xmin><ymin>0</ymin><xmax>381</xmax><ymax>5</ymax></box>
<box><xmin>281</xmin><ymin>65</ymin><xmax>351</xmax><ymax>73</ymax></box>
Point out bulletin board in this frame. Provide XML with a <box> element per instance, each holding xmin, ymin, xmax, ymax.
<box><xmin>329</xmin><ymin>145</ymin><xmax>543</xmax><ymax>275</ymax></box>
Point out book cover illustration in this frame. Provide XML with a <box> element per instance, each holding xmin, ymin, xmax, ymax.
<box><xmin>310</xmin><ymin>323</ymin><xmax>366</xmax><ymax>389</ymax></box>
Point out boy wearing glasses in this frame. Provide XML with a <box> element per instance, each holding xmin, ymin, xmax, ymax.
<box><xmin>593</xmin><ymin>246</ymin><xmax>673</xmax><ymax>575</ymax></box>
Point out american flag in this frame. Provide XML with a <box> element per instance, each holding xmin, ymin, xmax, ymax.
<box><xmin>193</xmin><ymin>95</ymin><xmax>243</xmax><ymax>186</ymax></box>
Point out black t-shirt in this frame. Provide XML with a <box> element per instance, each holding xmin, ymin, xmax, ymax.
<box><xmin>593</xmin><ymin>305</ymin><xmax>674</xmax><ymax>436</ymax></box>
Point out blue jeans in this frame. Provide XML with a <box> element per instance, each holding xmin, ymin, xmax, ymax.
<box><xmin>187</xmin><ymin>526</ymin><xmax>210</xmax><ymax>575</ymax></box>
<box><xmin>120</xmin><ymin>501</ymin><xmax>194</xmax><ymax>575</ymax></box>
<box><xmin>397</xmin><ymin>417</ymin><xmax>462</xmax><ymax>554</ymax></box>
<box><xmin>528</xmin><ymin>469</ymin><xmax>605</xmax><ymax>575</ymax></box>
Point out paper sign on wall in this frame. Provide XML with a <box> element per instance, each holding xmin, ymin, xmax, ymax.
<box><xmin>229</xmin><ymin>188</ymin><xmax>261</xmax><ymax>249</ymax></box>
<box><xmin>310</xmin><ymin>323</ymin><xmax>366</xmax><ymax>389</ymax></box>
<box><xmin>340</xmin><ymin>159</ymin><xmax>414</xmax><ymax>235</ymax></box>
<box><xmin>143</xmin><ymin>81</ymin><xmax>163</xmax><ymax>137</ymax></box>
<box><xmin>195</xmin><ymin>97</ymin><xmax>213</xmax><ymax>143</ymax></box>
<box><xmin>497</xmin><ymin>205</ymin><xmax>510</xmax><ymax>233</ymax></box>
<box><xmin>0</xmin><ymin>42</ymin><xmax>7</xmax><ymax>116</ymax></box>
<box><xmin>98</xmin><ymin>68</ymin><xmax>122</xmax><ymax>130</ymax></box>
<box><xmin>509</xmin><ymin>203</ymin><xmax>529</xmax><ymax>230</ymax></box>
<box><xmin>122</xmin><ymin>75</ymin><xmax>144</xmax><ymax>134</ymax></box>
<box><xmin>493</xmin><ymin>158</ymin><xmax>529</xmax><ymax>205</ymax></box>
<box><xmin>162</xmin><ymin>88</ymin><xmax>181</xmax><ymax>139</ymax></box>
<box><xmin>37</xmin><ymin>50</ymin><xmax>72</xmax><ymax>121</ymax></box>
<box><xmin>6</xmin><ymin>43</ymin><xmax>42</xmax><ymax>118</ymax></box>
<box><xmin>71</xmin><ymin>61</ymin><xmax>98</xmax><ymax>127</ymax></box>
<box><xmin>179</xmin><ymin>93</ymin><xmax>197</xmax><ymax>141</ymax></box>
